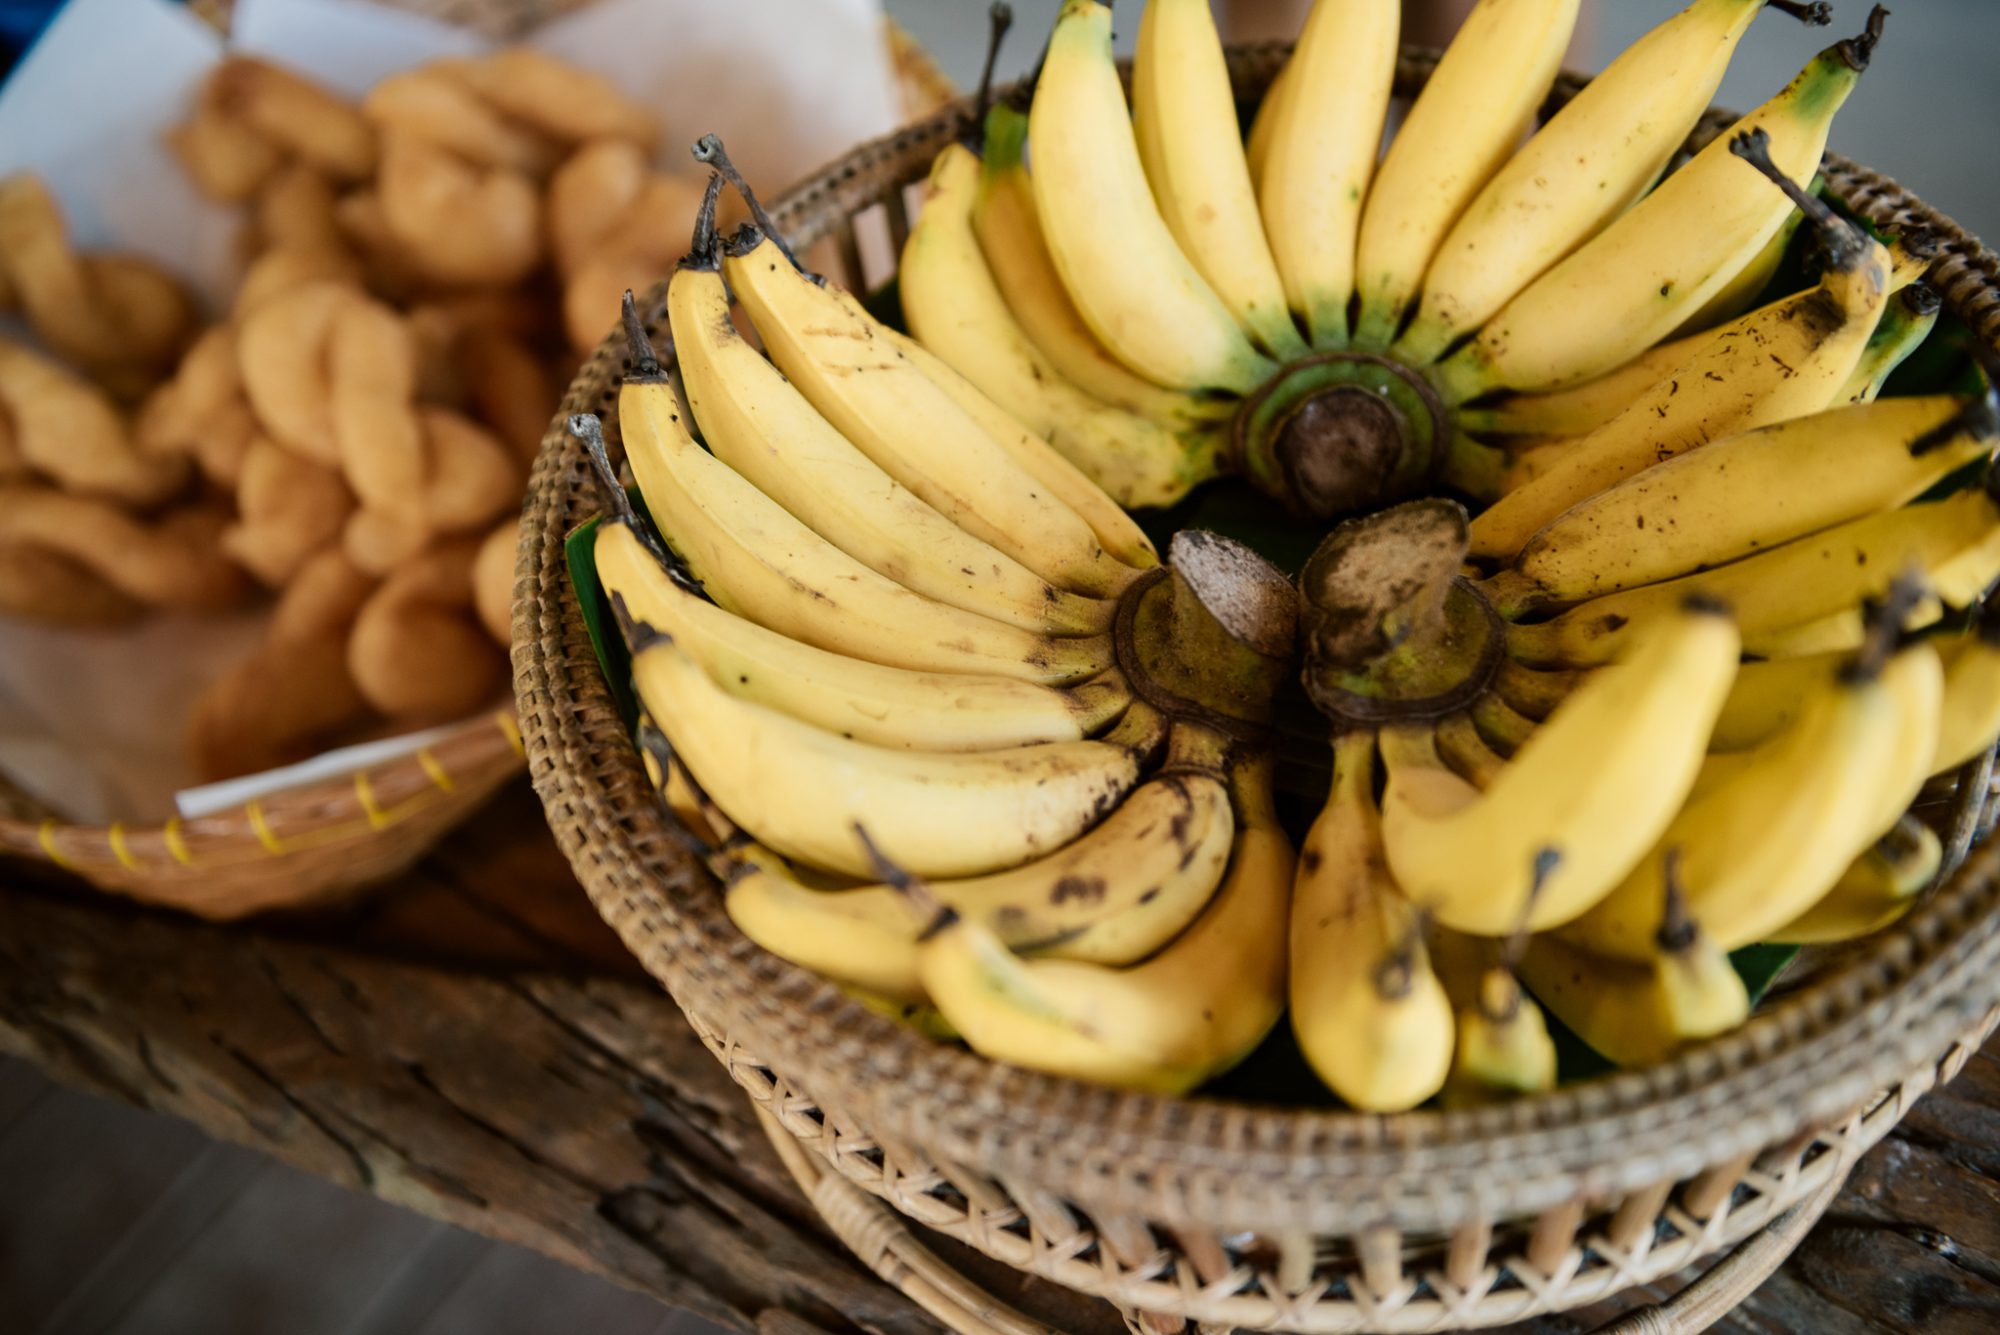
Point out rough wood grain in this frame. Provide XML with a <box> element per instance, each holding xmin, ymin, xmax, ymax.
<box><xmin>1</xmin><ymin>793</ymin><xmax>1996</xmax><ymax>1335</ymax></box>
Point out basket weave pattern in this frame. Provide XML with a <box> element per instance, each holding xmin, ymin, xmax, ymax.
<box><xmin>516</xmin><ymin>46</ymin><xmax>2000</xmax><ymax>1332</ymax></box>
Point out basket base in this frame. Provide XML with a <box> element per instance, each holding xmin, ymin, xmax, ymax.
<box><xmin>755</xmin><ymin>1103</ymin><xmax>1847</xmax><ymax>1335</ymax></box>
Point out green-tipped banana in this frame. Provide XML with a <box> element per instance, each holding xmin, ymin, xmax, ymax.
<box><xmin>1351</xmin><ymin>0</ymin><xmax>1581</xmax><ymax>348</ymax></box>
<box><xmin>1438</xmin><ymin>14</ymin><xmax>1881</xmax><ymax>398</ymax></box>
<box><xmin>1841</xmin><ymin>285</ymin><xmax>1943</xmax><ymax>405</ymax></box>
<box><xmin>901</xmin><ymin>143</ymin><xmax>1223</xmax><ymax>508</ymax></box>
<box><xmin>1257</xmin><ymin>0</ymin><xmax>1401</xmax><ymax>347</ymax></box>
<box><xmin>1132</xmin><ymin>0</ymin><xmax>1304</xmax><ymax>360</ymax></box>
<box><xmin>1398</xmin><ymin>0</ymin><xmax>1799</xmax><ymax>365</ymax></box>
<box><xmin>1027</xmin><ymin>0</ymin><xmax>1273</xmax><ymax>392</ymax></box>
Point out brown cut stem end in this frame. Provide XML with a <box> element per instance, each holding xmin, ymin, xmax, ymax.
<box><xmin>1655</xmin><ymin>848</ymin><xmax>1700</xmax><ymax>957</ymax></box>
<box><xmin>692</xmin><ymin>133</ymin><xmax>815</xmax><ymax>282</ymax></box>
<box><xmin>1729</xmin><ymin>128</ymin><xmax>1868</xmax><ymax>271</ymax></box>
<box><xmin>619</xmin><ymin>293</ymin><xmax>667</xmax><ymax>382</ymax></box>
<box><xmin>1767</xmin><ymin>1</ymin><xmax>1833</xmax><ymax>26</ymax></box>
<box><xmin>1834</xmin><ymin>5</ymin><xmax>1890</xmax><ymax>72</ymax></box>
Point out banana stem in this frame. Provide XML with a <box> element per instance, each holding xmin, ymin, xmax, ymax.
<box><xmin>691</xmin><ymin>133</ymin><xmax>812</xmax><ymax>281</ymax></box>
<box><xmin>684</xmin><ymin>171</ymin><xmax>725</xmax><ymax>272</ymax></box>
<box><xmin>1116</xmin><ymin>531</ymin><xmax>1298</xmax><ymax>731</ymax></box>
<box><xmin>1833</xmin><ymin>5</ymin><xmax>1890</xmax><ymax>71</ymax></box>
<box><xmin>1654</xmin><ymin>847</ymin><xmax>1699</xmax><ymax>957</ymax></box>
<box><xmin>970</xmin><ymin>3</ymin><xmax>1014</xmax><ymax>149</ymax></box>
<box><xmin>1727</xmin><ymin>128</ymin><xmax>1869</xmax><ymax>273</ymax></box>
<box><xmin>854</xmin><ymin>822</ymin><xmax>952</xmax><ymax>933</ymax></box>
<box><xmin>1765</xmin><ymin>1</ymin><xmax>1832</xmax><ymax>25</ymax></box>
<box><xmin>1841</xmin><ymin>571</ymin><xmax>1929</xmax><ymax>683</ymax></box>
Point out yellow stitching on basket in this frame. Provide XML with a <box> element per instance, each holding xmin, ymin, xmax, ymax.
<box><xmin>417</xmin><ymin>748</ymin><xmax>455</xmax><ymax>793</ymax></box>
<box><xmin>496</xmin><ymin>711</ymin><xmax>524</xmax><ymax>756</ymax></box>
<box><xmin>354</xmin><ymin>771</ymin><xmax>390</xmax><ymax>830</ymax></box>
<box><xmin>37</xmin><ymin>820</ymin><xmax>75</xmax><ymax>870</ymax></box>
<box><xmin>247</xmin><ymin>801</ymin><xmax>285</xmax><ymax>855</ymax></box>
<box><xmin>163</xmin><ymin>818</ymin><xmax>195</xmax><ymax>867</ymax></box>
<box><xmin>108</xmin><ymin>822</ymin><xmax>140</xmax><ymax>871</ymax></box>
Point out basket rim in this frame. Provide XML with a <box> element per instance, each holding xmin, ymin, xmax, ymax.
<box><xmin>515</xmin><ymin>44</ymin><xmax>2000</xmax><ymax>1234</ymax></box>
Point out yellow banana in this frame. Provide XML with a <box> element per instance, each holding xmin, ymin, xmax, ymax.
<box><xmin>668</xmin><ymin>260</ymin><xmax>1110</xmax><ymax>635</ymax></box>
<box><xmin>629</xmin><ymin>627</ymin><xmax>1164</xmax><ymax>880</ymax></box>
<box><xmin>1841</xmin><ymin>285</ymin><xmax>1942</xmax><ymax>404</ymax></box>
<box><xmin>1244</xmin><ymin>60</ymin><xmax>1291</xmax><ymax>190</ymax></box>
<box><xmin>1379</xmin><ymin>599</ymin><xmax>1741</xmax><ymax>934</ymax></box>
<box><xmin>1351</xmin><ymin>0</ymin><xmax>1581</xmax><ymax>348</ymax></box>
<box><xmin>1508</xmin><ymin>485</ymin><xmax>2000</xmax><ymax>667</ymax></box>
<box><xmin>1455</xmin><ymin>335</ymin><xmax>1705</xmax><ymax>438</ymax></box>
<box><xmin>1429</xmin><ymin>932</ymin><xmax>1558</xmax><ymax>1105</ymax></box>
<box><xmin>595</xmin><ymin>521</ymin><xmax>1128</xmax><ymax>752</ymax></box>
<box><xmin>972</xmin><ymin>106</ymin><xmax>1225</xmax><ymax>428</ymax></box>
<box><xmin>1492</xmin><ymin>657</ymin><xmax>1581</xmax><ymax>721</ymax></box>
<box><xmin>721</xmin><ymin>231</ymin><xmax>1139</xmax><ymax>597</ymax></box>
<box><xmin>1466</xmin><ymin>173</ymin><xmax>1894</xmax><ymax>561</ymax></box>
<box><xmin>1291</xmin><ymin>730</ymin><xmax>1455</xmax><ymax>1111</ymax></box>
<box><xmin>1132</xmin><ymin>0</ymin><xmax>1305</xmax><ymax>360</ymax></box>
<box><xmin>595</xmin><ymin>383</ymin><xmax>1111</xmax><ymax>685</ymax></box>
<box><xmin>1668</xmin><ymin>183</ymin><xmax>1811</xmax><ymax>338</ymax></box>
<box><xmin>706</xmin><ymin>750</ymin><xmax>1239</xmax><ymax>1002</ymax></box>
<box><xmin>1520</xmin><ymin>896</ymin><xmax>1749</xmax><ymax>1068</ymax></box>
<box><xmin>1027</xmin><ymin>0</ymin><xmax>1273</xmax><ymax>392</ymax></box>
<box><xmin>1437</xmin><ymin>20</ymin><xmax>1882</xmax><ymax>399</ymax></box>
<box><xmin>1493</xmin><ymin>395</ymin><xmax>1997</xmax><ymax>610</ymax></box>
<box><xmin>1257</xmin><ymin>0</ymin><xmax>1401</xmax><ymax>348</ymax></box>
<box><xmin>901</xmin><ymin>143</ymin><xmax>1223</xmax><ymax>509</ymax></box>
<box><xmin>1434</xmin><ymin>712</ymin><xmax>1509</xmax><ymax>789</ymax></box>
<box><xmin>909</xmin><ymin>745</ymin><xmax>1294</xmax><ymax>1094</ymax></box>
<box><xmin>1934</xmin><ymin>618</ymin><xmax>2000</xmax><ymax>774</ymax></box>
<box><xmin>1398</xmin><ymin>0</ymin><xmax>1794</xmax><ymax>365</ymax></box>
<box><xmin>1563</xmin><ymin>636</ymin><xmax>1941</xmax><ymax>959</ymax></box>
<box><xmin>1767</xmin><ymin>814</ymin><xmax>1940</xmax><ymax>945</ymax></box>
<box><xmin>1709</xmin><ymin>649</ymin><xmax>1838</xmax><ymax>752</ymax></box>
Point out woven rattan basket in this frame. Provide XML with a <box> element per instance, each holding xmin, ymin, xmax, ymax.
<box><xmin>518</xmin><ymin>45</ymin><xmax>2000</xmax><ymax>1334</ymax></box>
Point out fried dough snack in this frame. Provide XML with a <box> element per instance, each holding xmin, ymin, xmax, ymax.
<box><xmin>407</xmin><ymin>301</ymin><xmax>554</xmax><ymax>461</ymax></box>
<box><xmin>0</xmin><ymin>542</ymin><xmax>142</xmax><ymax>625</ymax></box>
<box><xmin>549</xmin><ymin>140</ymin><xmax>709</xmax><ymax>351</ymax></box>
<box><xmin>0</xmin><ymin>338</ymin><xmax>188</xmax><ymax>505</ymax></box>
<box><xmin>368</xmin><ymin>129</ymin><xmax>543</xmax><ymax>287</ymax></box>
<box><xmin>135</xmin><ymin>326</ymin><xmax>260</xmax><ymax>489</ymax></box>
<box><xmin>472</xmin><ymin>515</ymin><xmax>518</xmax><ymax>645</ymax></box>
<box><xmin>188</xmin><ymin>548</ymin><xmax>378</xmax><ymax>781</ymax></box>
<box><xmin>222</xmin><ymin>437</ymin><xmax>356</xmax><ymax>587</ymax></box>
<box><xmin>347</xmin><ymin>537</ymin><xmax>509</xmax><ymax>722</ymax></box>
<box><xmin>0</xmin><ymin>484</ymin><xmax>253</xmax><ymax>614</ymax></box>
<box><xmin>0</xmin><ymin>175</ymin><xmax>195</xmax><ymax>396</ymax></box>
<box><xmin>170</xmin><ymin>56</ymin><xmax>376</xmax><ymax>203</ymax></box>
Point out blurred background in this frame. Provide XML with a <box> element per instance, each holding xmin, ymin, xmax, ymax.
<box><xmin>3</xmin><ymin>1</ymin><xmax>1996</xmax><ymax>1333</ymax></box>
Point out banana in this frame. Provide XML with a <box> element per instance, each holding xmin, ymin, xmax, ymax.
<box><xmin>629</xmin><ymin>623</ymin><xmax>1166</xmax><ymax>880</ymax></box>
<box><xmin>596</xmin><ymin>381</ymin><xmax>1112</xmax><ymax>685</ymax></box>
<box><xmin>720</xmin><ymin>230</ymin><xmax>1140</xmax><ymax>597</ymax></box>
<box><xmin>1840</xmin><ymin>285</ymin><xmax>1942</xmax><ymax>405</ymax></box>
<box><xmin>1244</xmin><ymin>59</ymin><xmax>1291</xmax><ymax>191</ymax></box>
<box><xmin>704</xmin><ymin>746</ymin><xmax>1239</xmax><ymax>1001</ymax></box>
<box><xmin>1350</xmin><ymin>0</ymin><xmax>1581</xmax><ymax>349</ymax></box>
<box><xmin>595</xmin><ymin>521</ymin><xmax>1128</xmax><ymax>752</ymax></box>
<box><xmin>1562</xmin><ymin>634</ymin><xmax>1941</xmax><ymax>959</ymax></box>
<box><xmin>1492</xmin><ymin>395</ymin><xmax>1998</xmax><ymax>611</ymax></box>
<box><xmin>1767</xmin><ymin>814</ymin><xmax>1940</xmax><ymax>945</ymax></box>
<box><xmin>1668</xmin><ymin>183</ymin><xmax>1811</xmax><ymax>338</ymax></box>
<box><xmin>1437</xmin><ymin>17</ymin><xmax>1882</xmax><ymax>399</ymax></box>
<box><xmin>907</xmin><ymin>744</ymin><xmax>1294</xmax><ymax>1094</ymax></box>
<box><xmin>1434</xmin><ymin>712</ymin><xmax>1509</xmax><ymax>789</ymax></box>
<box><xmin>1709</xmin><ymin>649</ymin><xmax>1838</xmax><ymax>752</ymax></box>
<box><xmin>1256</xmin><ymin>0</ymin><xmax>1400</xmax><ymax>348</ymax></box>
<box><xmin>1470</xmin><ymin>693</ymin><xmax>1539</xmax><ymax>755</ymax></box>
<box><xmin>1378</xmin><ymin>599</ymin><xmax>1740</xmax><ymax>935</ymax></box>
<box><xmin>1508</xmin><ymin>485</ymin><xmax>2000</xmax><ymax>668</ymax></box>
<box><xmin>1934</xmin><ymin>617</ymin><xmax>2000</xmax><ymax>774</ymax></box>
<box><xmin>972</xmin><ymin>107</ymin><xmax>1227</xmax><ymax>428</ymax></box>
<box><xmin>1429</xmin><ymin>932</ymin><xmax>1558</xmax><ymax>1105</ymax></box>
<box><xmin>1397</xmin><ymin>0</ymin><xmax>1796</xmax><ymax>366</ymax></box>
<box><xmin>1465</xmin><ymin>164</ymin><xmax>1894</xmax><ymax>561</ymax></box>
<box><xmin>1492</xmin><ymin>657</ymin><xmax>1581</xmax><ymax>721</ymax></box>
<box><xmin>1132</xmin><ymin>0</ymin><xmax>1306</xmax><ymax>360</ymax></box>
<box><xmin>1455</xmin><ymin>335</ymin><xmax>1705</xmax><ymax>439</ymax></box>
<box><xmin>668</xmin><ymin>258</ymin><xmax>1110</xmax><ymax>635</ymax></box>
<box><xmin>1291</xmin><ymin>730</ymin><xmax>1454</xmax><ymax>1111</ymax></box>
<box><xmin>1027</xmin><ymin>1</ymin><xmax>1273</xmax><ymax>393</ymax></box>
<box><xmin>1519</xmin><ymin>891</ymin><xmax>1749</xmax><ymax>1068</ymax></box>
<box><xmin>901</xmin><ymin>143</ymin><xmax>1223</xmax><ymax>509</ymax></box>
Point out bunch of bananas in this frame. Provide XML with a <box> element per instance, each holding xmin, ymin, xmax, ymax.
<box><xmin>586</xmin><ymin>0</ymin><xmax>2000</xmax><ymax>1109</ymax></box>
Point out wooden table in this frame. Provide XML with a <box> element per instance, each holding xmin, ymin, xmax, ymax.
<box><xmin>3</xmin><ymin>785</ymin><xmax>1996</xmax><ymax>1335</ymax></box>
